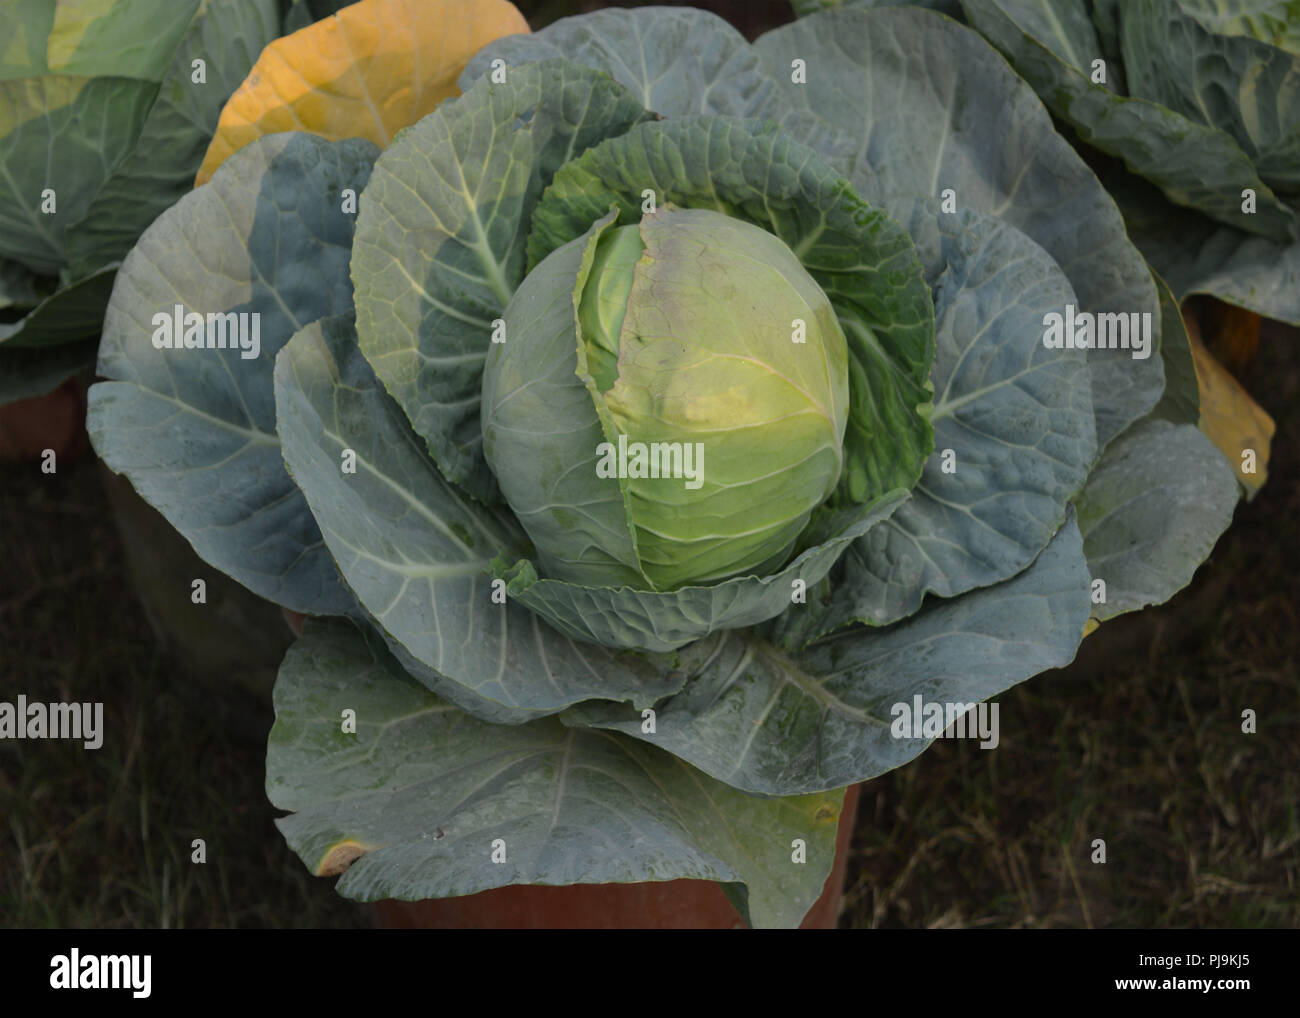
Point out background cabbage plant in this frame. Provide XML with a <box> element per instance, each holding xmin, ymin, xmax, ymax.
<box><xmin>87</xmin><ymin>0</ymin><xmax>1262</xmax><ymax>926</ymax></box>
<box><xmin>802</xmin><ymin>0</ymin><xmax>1300</xmax><ymax>327</ymax></box>
<box><xmin>0</xmin><ymin>0</ymin><xmax>359</xmax><ymax>409</ymax></box>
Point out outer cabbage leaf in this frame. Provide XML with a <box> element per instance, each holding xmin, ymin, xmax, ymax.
<box><xmin>0</xmin><ymin>267</ymin><xmax>117</xmax><ymax>347</ymax></box>
<box><xmin>779</xmin><ymin>202</ymin><xmax>1096</xmax><ymax>637</ymax></box>
<box><xmin>0</xmin><ymin>0</ymin><xmax>279</xmax><ymax>396</ymax></box>
<box><xmin>566</xmin><ymin>513</ymin><xmax>1091</xmax><ymax>796</ymax></box>
<box><xmin>1171</xmin><ymin>0</ymin><xmax>1300</xmax><ymax>53</ymax></box>
<box><xmin>1110</xmin><ymin>172</ymin><xmax>1300</xmax><ymax>326</ymax></box>
<box><xmin>88</xmin><ymin>133</ymin><xmax>373</xmax><ymax>616</ymax></box>
<box><xmin>196</xmin><ymin>0</ymin><xmax>530</xmax><ymax>184</ymax></box>
<box><xmin>350</xmin><ymin>60</ymin><xmax>653</xmax><ymax>504</ymax></box>
<box><xmin>0</xmin><ymin>0</ymin><xmax>200</xmax><ymax>81</ymax></box>
<box><xmin>1076</xmin><ymin>418</ymin><xmax>1239</xmax><ymax>622</ymax></box>
<box><xmin>1149</xmin><ymin>272</ymin><xmax>1201</xmax><ymax>426</ymax></box>
<box><xmin>0</xmin><ymin>0</ymin><xmax>277</xmax><ymax>279</ymax></box>
<box><xmin>753</xmin><ymin>6</ymin><xmax>1163</xmax><ymax>447</ymax></box>
<box><xmin>64</xmin><ymin>0</ymin><xmax>281</xmax><ymax>276</ymax></box>
<box><xmin>273</xmin><ymin>312</ymin><xmax>687</xmax><ymax>715</ymax></box>
<box><xmin>460</xmin><ymin>6</ymin><xmax>782</xmax><ymax>118</ymax></box>
<box><xmin>960</xmin><ymin>0</ymin><xmax>1298</xmax><ymax>241</ymax></box>
<box><xmin>0</xmin><ymin>75</ymin><xmax>155</xmax><ymax>276</ymax></box>
<box><xmin>268</xmin><ymin>618</ymin><xmax>846</xmax><ymax>929</ymax></box>
<box><xmin>1120</xmin><ymin>0</ymin><xmax>1300</xmax><ymax>195</ymax></box>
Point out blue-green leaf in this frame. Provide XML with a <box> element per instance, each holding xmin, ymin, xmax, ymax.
<box><xmin>753</xmin><ymin>6</ymin><xmax>1163</xmax><ymax>446</ymax></box>
<box><xmin>461</xmin><ymin>6</ymin><xmax>784</xmax><ymax>118</ymax></box>
<box><xmin>1076</xmin><ymin>417</ymin><xmax>1239</xmax><ymax>622</ymax></box>
<box><xmin>782</xmin><ymin>203</ymin><xmax>1097</xmax><ymax>636</ymax></box>
<box><xmin>269</xmin><ymin>617</ymin><xmax>845</xmax><ymax>929</ymax></box>
<box><xmin>1120</xmin><ymin>0</ymin><xmax>1300</xmax><ymax>195</ymax></box>
<box><xmin>567</xmin><ymin>514</ymin><xmax>1090</xmax><ymax>796</ymax></box>
<box><xmin>88</xmin><ymin>133</ymin><xmax>375</xmax><ymax>616</ymax></box>
<box><xmin>960</xmin><ymin>0</ymin><xmax>1298</xmax><ymax>241</ymax></box>
<box><xmin>1114</xmin><ymin>171</ymin><xmax>1300</xmax><ymax>326</ymax></box>
<box><xmin>0</xmin><ymin>265</ymin><xmax>116</xmax><ymax>346</ymax></box>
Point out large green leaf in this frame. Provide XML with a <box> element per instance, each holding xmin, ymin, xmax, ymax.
<box><xmin>1121</xmin><ymin>0</ymin><xmax>1300</xmax><ymax>195</ymax></box>
<box><xmin>269</xmin><ymin>618</ymin><xmax>845</xmax><ymax>929</ymax></box>
<box><xmin>1114</xmin><ymin>170</ymin><xmax>1300</xmax><ymax>325</ymax></box>
<box><xmin>88</xmin><ymin>133</ymin><xmax>374</xmax><ymax>616</ymax></box>
<box><xmin>65</xmin><ymin>0</ymin><xmax>279</xmax><ymax>277</ymax></box>
<box><xmin>530</xmin><ymin>116</ymin><xmax>935</xmax><ymax>508</ymax></box>
<box><xmin>0</xmin><ymin>265</ymin><xmax>116</xmax><ymax>346</ymax></box>
<box><xmin>781</xmin><ymin>203</ymin><xmax>1096</xmax><ymax>638</ymax></box>
<box><xmin>567</xmin><ymin>513</ymin><xmax>1090</xmax><ymax>796</ymax></box>
<box><xmin>273</xmin><ymin>312</ymin><xmax>687</xmax><ymax>715</ymax></box>
<box><xmin>0</xmin><ymin>256</ymin><xmax>107</xmax><ymax>403</ymax></box>
<box><xmin>0</xmin><ymin>0</ymin><xmax>201</xmax><ymax>81</ymax></box>
<box><xmin>960</xmin><ymin>0</ymin><xmax>1298</xmax><ymax>241</ymax></box>
<box><xmin>0</xmin><ymin>1</ymin><xmax>56</xmax><ymax>79</ymax></box>
<box><xmin>1173</xmin><ymin>0</ymin><xmax>1300</xmax><ymax>53</ymax></box>
<box><xmin>0</xmin><ymin>0</ymin><xmax>277</xmax><ymax>347</ymax></box>
<box><xmin>460</xmin><ymin>6</ymin><xmax>786</xmax><ymax>118</ymax></box>
<box><xmin>350</xmin><ymin>60</ymin><xmax>652</xmax><ymax>505</ymax></box>
<box><xmin>45</xmin><ymin>0</ymin><xmax>200</xmax><ymax>80</ymax></box>
<box><xmin>1076</xmin><ymin>417</ymin><xmax>1239</xmax><ymax>622</ymax></box>
<box><xmin>753</xmin><ymin>6</ymin><xmax>1163</xmax><ymax>447</ymax></box>
<box><xmin>368</xmin><ymin>622</ymin><xmax>553</xmax><ymax>726</ymax></box>
<box><xmin>0</xmin><ymin>75</ymin><xmax>156</xmax><ymax>275</ymax></box>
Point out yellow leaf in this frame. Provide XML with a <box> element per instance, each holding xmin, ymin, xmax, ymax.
<box><xmin>196</xmin><ymin>0</ymin><xmax>528</xmax><ymax>185</ymax></box>
<box><xmin>1183</xmin><ymin>311</ymin><xmax>1274</xmax><ymax>497</ymax></box>
<box><xmin>315</xmin><ymin>838</ymin><xmax>378</xmax><ymax>877</ymax></box>
<box><xmin>1082</xmin><ymin>617</ymin><xmax>1099</xmax><ymax>639</ymax></box>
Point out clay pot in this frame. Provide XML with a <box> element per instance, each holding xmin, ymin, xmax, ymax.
<box><xmin>372</xmin><ymin>784</ymin><xmax>861</xmax><ymax>929</ymax></box>
<box><xmin>98</xmin><ymin>463</ymin><xmax>294</xmax><ymax>738</ymax></box>
<box><xmin>0</xmin><ymin>376</ymin><xmax>88</xmax><ymax>463</ymax></box>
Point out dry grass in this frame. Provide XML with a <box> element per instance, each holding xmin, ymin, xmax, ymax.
<box><xmin>0</xmin><ymin>460</ymin><xmax>366</xmax><ymax>928</ymax></box>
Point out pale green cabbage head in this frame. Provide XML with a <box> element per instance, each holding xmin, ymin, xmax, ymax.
<box><xmin>483</xmin><ymin>207</ymin><xmax>849</xmax><ymax>590</ymax></box>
